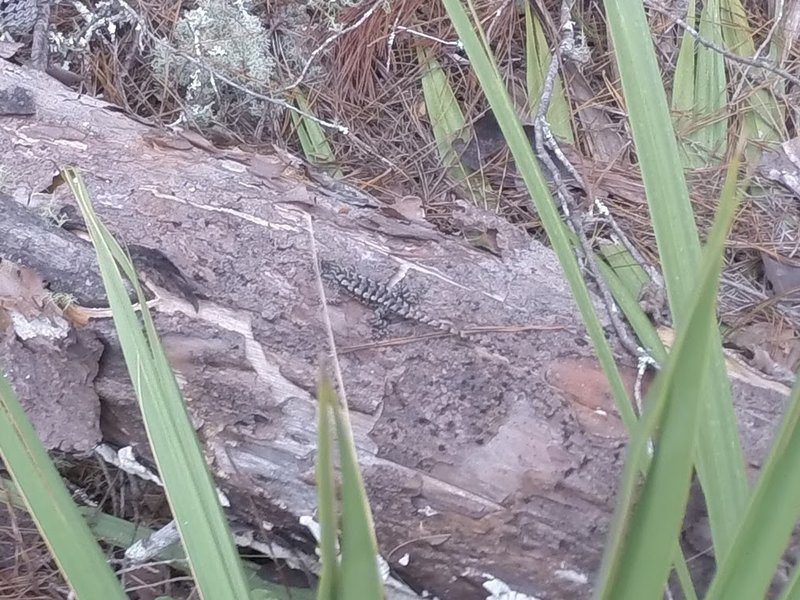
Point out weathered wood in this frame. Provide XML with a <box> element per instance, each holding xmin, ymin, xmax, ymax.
<box><xmin>0</xmin><ymin>192</ymin><xmax>109</xmax><ymax>306</ymax></box>
<box><xmin>0</xmin><ymin>59</ymin><xmax>791</xmax><ymax>599</ymax></box>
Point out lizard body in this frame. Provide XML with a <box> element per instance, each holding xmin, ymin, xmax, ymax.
<box><xmin>320</xmin><ymin>260</ymin><xmax>471</xmax><ymax>340</ymax></box>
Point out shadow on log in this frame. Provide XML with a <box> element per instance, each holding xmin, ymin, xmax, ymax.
<box><xmin>0</xmin><ymin>60</ymin><xmax>791</xmax><ymax>598</ymax></box>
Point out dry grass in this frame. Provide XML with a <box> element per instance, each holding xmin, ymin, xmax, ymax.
<box><xmin>0</xmin><ymin>456</ymin><xmax>189</xmax><ymax>600</ymax></box>
<box><xmin>0</xmin><ymin>499</ymin><xmax>68</xmax><ymax>599</ymax></box>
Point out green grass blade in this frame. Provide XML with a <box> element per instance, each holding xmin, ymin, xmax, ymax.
<box><xmin>686</xmin><ymin>0</ymin><xmax>728</xmax><ymax>166</ymax></box>
<box><xmin>605</xmin><ymin>5</ymin><xmax>704</xmax><ymax>293</ymax></box>
<box><xmin>418</xmin><ymin>46</ymin><xmax>467</xmax><ymax>172</ymax></box>
<box><xmin>316</xmin><ymin>376</ymin><xmax>339</xmax><ymax>600</ymax></box>
<box><xmin>671</xmin><ymin>0</ymin><xmax>697</xmax><ymax>159</ymax></box>
<box><xmin>331</xmin><ymin>389</ymin><xmax>383</xmax><ymax>599</ymax></box>
<box><xmin>705</xmin><ymin>245</ymin><xmax>800</xmax><ymax>600</ymax></box>
<box><xmin>704</xmin><ymin>368</ymin><xmax>800</xmax><ymax>599</ymax></box>
<box><xmin>704</xmin><ymin>371</ymin><xmax>800</xmax><ymax>599</ymax></box>
<box><xmin>62</xmin><ymin>168</ymin><xmax>252</xmax><ymax>600</ymax></box>
<box><xmin>604</xmin><ymin>0</ymin><xmax>748</xmax><ymax>559</ymax></box>
<box><xmin>720</xmin><ymin>0</ymin><xmax>784</xmax><ymax>154</ymax></box>
<box><xmin>0</xmin><ymin>478</ymin><xmax>302</xmax><ymax>599</ymax></box>
<box><xmin>0</xmin><ymin>374</ymin><xmax>127</xmax><ymax>599</ymax></box>
<box><xmin>595</xmin><ymin>138</ymin><xmax>743</xmax><ymax>599</ymax></box>
<box><xmin>592</xmin><ymin>245</ymin><xmax>696</xmax><ymax>600</ymax></box>
<box><xmin>778</xmin><ymin>561</ymin><xmax>800</xmax><ymax>600</ymax></box>
<box><xmin>291</xmin><ymin>91</ymin><xmax>341</xmax><ymax>174</ymax></box>
<box><xmin>597</xmin><ymin>244</ymin><xmax>649</xmax><ymax>299</ymax></box>
<box><xmin>595</xmin><ymin>250</ymin><xmax>663</xmax><ymax>362</ymax></box>
<box><xmin>417</xmin><ymin>46</ymin><xmax>497</xmax><ymax>209</ymax></box>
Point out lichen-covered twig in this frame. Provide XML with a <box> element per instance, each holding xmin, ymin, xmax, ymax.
<box><xmin>531</xmin><ymin>0</ymin><xmax>647</xmax><ymax>360</ymax></box>
<box><xmin>30</xmin><ymin>0</ymin><xmax>50</xmax><ymax>70</ymax></box>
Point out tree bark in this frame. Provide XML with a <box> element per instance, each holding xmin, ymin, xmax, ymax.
<box><xmin>0</xmin><ymin>60</ymin><xmax>791</xmax><ymax>599</ymax></box>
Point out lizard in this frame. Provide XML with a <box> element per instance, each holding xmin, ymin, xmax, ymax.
<box><xmin>319</xmin><ymin>259</ymin><xmax>476</xmax><ymax>342</ymax></box>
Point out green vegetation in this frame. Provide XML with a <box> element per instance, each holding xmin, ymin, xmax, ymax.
<box><xmin>1</xmin><ymin>1</ymin><xmax>798</xmax><ymax>599</ymax></box>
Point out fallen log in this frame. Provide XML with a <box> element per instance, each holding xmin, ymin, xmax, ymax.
<box><xmin>0</xmin><ymin>59</ymin><xmax>790</xmax><ymax>599</ymax></box>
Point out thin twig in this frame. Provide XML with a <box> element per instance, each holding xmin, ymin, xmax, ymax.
<box><xmin>278</xmin><ymin>0</ymin><xmax>386</xmax><ymax>94</ymax></box>
<box><xmin>531</xmin><ymin>0</ymin><xmax>645</xmax><ymax>359</ymax></box>
<box><xmin>386</xmin><ymin>13</ymin><xmax>400</xmax><ymax>72</ymax></box>
<box><xmin>752</xmin><ymin>0</ymin><xmax>784</xmax><ymax>66</ymax></box>
<box><xmin>396</xmin><ymin>26</ymin><xmax>463</xmax><ymax>48</ymax></box>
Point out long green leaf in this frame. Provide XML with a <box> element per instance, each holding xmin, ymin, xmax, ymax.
<box><xmin>604</xmin><ymin>0</ymin><xmax>748</xmax><ymax>560</ymax></box>
<box><xmin>719</xmin><ymin>0</ymin><xmax>784</xmax><ymax>155</ymax></box>
<box><xmin>418</xmin><ymin>46</ymin><xmax>467</xmax><ymax>172</ymax></box>
<box><xmin>704</xmin><ymin>367</ymin><xmax>800</xmax><ymax>599</ymax></box>
<box><xmin>705</xmin><ymin>256</ymin><xmax>800</xmax><ymax>600</ymax></box>
<box><xmin>779</xmin><ymin>559</ymin><xmax>800</xmax><ymax>600</ymax></box>
<box><xmin>62</xmin><ymin>168</ymin><xmax>252</xmax><ymax>600</ymax></box>
<box><xmin>671</xmin><ymin>0</ymin><xmax>697</xmax><ymax>160</ymax></box>
<box><xmin>332</xmin><ymin>387</ymin><xmax>383</xmax><ymax>599</ymax></box>
<box><xmin>595</xmin><ymin>134</ymin><xmax>743</xmax><ymax>598</ymax></box>
<box><xmin>592</xmin><ymin>246</ymin><xmax>696</xmax><ymax>600</ymax></box>
<box><xmin>687</xmin><ymin>0</ymin><xmax>728</xmax><ymax>166</ymax></box>
<box><xmin>0</xmin><ymin>478</ymin><xmax>301</xmax><ymax>599</ymax></box>
<box><xmin>291</xmin><ymin>90</ymin><xmax>341</xmax><ymax>174</ymax></box>
<box><xmin>316</xmin><ymin>376</ymin><xmax>339</xmax><ymax>600</ymax></box>
<box><xmin>418</xmin><ymin>47</ymin><xmax>497</xmax><ymax>208</ymax></box>
<box><xmin>0</xmin><ymin>374</ymin><xmax>127</xmax><ymax>598</ymax></box>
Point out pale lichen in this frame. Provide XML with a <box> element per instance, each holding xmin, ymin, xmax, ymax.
<box><xmin>150</xmin><ymin>0</ymin><xmax>274</xmax><ymax>125</ymax></box>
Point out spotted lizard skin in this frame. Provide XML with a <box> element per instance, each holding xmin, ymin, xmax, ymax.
<box><xmin>0</xmin><ymin>0</ymin><xmax>38</xmax><ymax>36</ymax></box>
<box><xmin>320</xmin><ymin>260</ymin><xmax>471</xmax><ymax>340</ymax></box>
